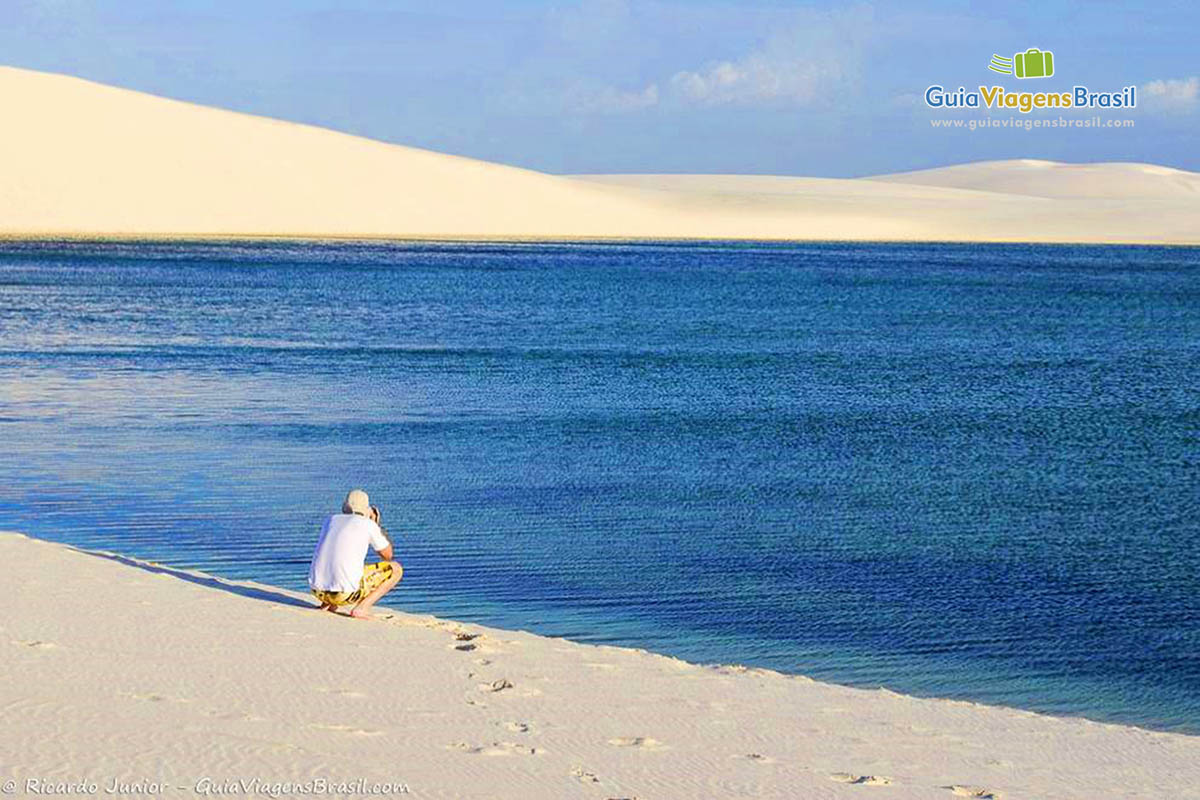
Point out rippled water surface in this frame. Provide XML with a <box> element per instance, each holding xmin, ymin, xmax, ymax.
<box><xmin>1</xmin><ymin>239</ymin><xmax>1197</xmax><ymax>732</ymax></box>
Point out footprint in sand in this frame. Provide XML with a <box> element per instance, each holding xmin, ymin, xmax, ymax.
<box><xmin>570</xmin><ymin>766</ymin><xmax>600</xmax><ymax>784</ymax></box>
<box><xmin>451</xmin><ymin>633</ymin><xmax>501</xmax><ymax>655</ymax></box>
<box><xmin>12</xmin><ymin>640</ymin><xmax>57</xmax><ymax>649</ymax></box>
<box><xmin>947</xmin><ymin>786</ymin><xmax>1001</xmax><ymax>799</ymax></box>
<box><xmin>830</xmin><ymin>773</ymin><xmax>892</xmax><ymax>786</ymax></box>
<box><xmin>608</xmin><ymin>736</ymin><xmax>667</xmax><ymax>751</ymax></box>
<box><xmin>309</xmin><ymin>723</ymin><xmax>383</xmax><ymax>736</ymax></box>
<box><xmin>447</xmin><ymin>741</ymin><xmax>540</xmax><ymax>757</ymax></box>
<box><xmin>124</xmin><ymin>692</ymin><xmax>191</xmax><ymax>704</ymax></box>
<box><xmin>736</xmin><ymin>753</ymin><xmax>776</xmax><ymax>764</ymax></box>
<box><xmin>316</xmin><ymin>687</ymin><xmax>367</xmax><ymax>699</ymax></box>
<box><xmin>500</xmin><ymin>721</ymin><xmax>531</xmax><ymax>733</ymax></box>
<box><xmin>478</xmin><ymin>678</ymin><xmax>514</xmax><ymax>693</ymax></box>
<box><xmin>204</xmin><ymin>709</ymin><xmax>265</xmax><ymax>722</ymax></box>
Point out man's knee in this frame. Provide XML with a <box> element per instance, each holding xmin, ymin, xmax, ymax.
<box><xmin>389</xmin><ymin>561</ymin><xmax>404</xmax><ymax>581</ymax></box>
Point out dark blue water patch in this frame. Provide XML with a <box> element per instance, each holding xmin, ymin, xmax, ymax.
<box><xmin>0</xmin><ymin>239</ymin><xmax>1198</xmax><ymax>734</ymax></box>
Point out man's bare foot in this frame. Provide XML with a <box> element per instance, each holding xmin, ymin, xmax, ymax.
<box><xmin>346</xmin><ymin>562</ymin><xmax>402</xmax><ymax>621</ymax></box>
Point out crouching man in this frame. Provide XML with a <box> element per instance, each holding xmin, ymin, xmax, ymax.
<box><xmin>309</xmin><ymin>488</ymin><xmax>403</xmax><ymax>619</ymax></box>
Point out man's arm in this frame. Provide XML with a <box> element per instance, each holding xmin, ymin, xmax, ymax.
<box><xmin>376</xmin><ymin>526</ymin><xmax>394</xmax><ymax>562</ymax></box>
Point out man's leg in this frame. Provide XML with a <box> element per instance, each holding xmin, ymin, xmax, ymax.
<box><xmin>313</xmin><ymin>591</ymin><xmax>341</xmax><ymax>613</ymax></box>
<box><xmin>351</xmin><ymin>562</ymin><xmax>403</xmax><ymax>619</ymax></box>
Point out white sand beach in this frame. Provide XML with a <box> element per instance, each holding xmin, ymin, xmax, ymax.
<box><xmin>1</xmin><ymin>66</ymin><xmax>1198</xmax><ymax>245</ymax></box>
<box><xmin>3</xmin><ymin>531</ymin><xmax>1198</xmax><ymax>799</ymax></box>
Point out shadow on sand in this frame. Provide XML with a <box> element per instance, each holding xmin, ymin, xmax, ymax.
<box><xmin>75</xmin><ymin>547</ymin><xmax>315</xmax><ymax>609</ymax></box>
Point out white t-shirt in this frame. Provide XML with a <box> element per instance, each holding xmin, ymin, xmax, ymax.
<box><xmin>308</xmin><ymin>513</ymin><xmax>392</xmax><ymax>594</ymax></box>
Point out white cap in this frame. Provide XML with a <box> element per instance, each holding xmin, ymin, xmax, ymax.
<box><xmin>342</xmin><ymin>488</ymin><xmax>370</xmax><ymax>516</ymax></box>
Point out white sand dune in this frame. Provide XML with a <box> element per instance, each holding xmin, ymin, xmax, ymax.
<box><xmin>585</xmin><ymin>161</ymin><xmax>1200</xmax><ymax>201</ymax></box>
<box><xmin>1</xmin><ymin>65</ymin><xmax>1197</xmax><ymax>244</ymax></box>
<box><xmin>863</xmin><ymin>159</ymin><xmax>1200</xmax><ymax>199</ymax></box>
<box><xmin>3</xmin><ymin>531</ymin><xmax>1198</xmax><ymax>799</ymax></box>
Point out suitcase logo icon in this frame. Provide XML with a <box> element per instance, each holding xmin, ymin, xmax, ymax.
<box><xmin>988</xmin><ymin>48</ymin><xmax>1055</xmax><ymax>79</ymax></box>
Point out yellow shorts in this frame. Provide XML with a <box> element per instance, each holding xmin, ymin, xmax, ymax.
<box><xmin>312</xmin><ymin>561</ymin><xmax>397</xmax><ymax>607</ymax></box>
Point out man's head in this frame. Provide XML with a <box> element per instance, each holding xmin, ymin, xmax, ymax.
<box><xmin>343</xmin><ymin>488</ymin><xmax>370</xmax><ymax>516</ymax></box>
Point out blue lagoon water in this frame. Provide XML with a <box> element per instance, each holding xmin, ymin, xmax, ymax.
<box><xmin>1</xmin><ymin>239</ymin><xmax>1197</xmax><ymax>733</ymax></box>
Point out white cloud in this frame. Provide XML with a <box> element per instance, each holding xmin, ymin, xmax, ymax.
<box><xmin>671</xmin><ymin>55</ymin><xmax>839</xmax><ymax>107</ymax></box>
<box><xmin>569</xmin><ymin>82</ymin><xmax>659</xmax><ymax>115</ymax></box>
<box><xmin>500</xmin><ymin>3</ymin><xmax>872</xmax><ymax>117</ymax></box>
<box><xmin>1140</xmin><ymin>77</ymin><xmax>1199</xmax><ymax>113</ymax></box>
<box><xmin>667</xmin><ymin>7</ymin><xmax>871</xmax><ymax>108</ymax></box>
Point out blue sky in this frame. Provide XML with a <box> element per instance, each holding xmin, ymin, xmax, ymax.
<box><xmin>3</xmin><ymin>0</ymin><xmax>1197</xmax><ymax>175</ymax></box>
